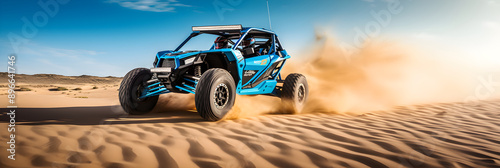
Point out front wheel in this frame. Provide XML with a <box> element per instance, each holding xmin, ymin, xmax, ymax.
<box><xmin>119</xmin><ymin>68</ymin><xmax>158</xmax><ymax>115</ymax></box>
<box><xmin>195</xmin><ymin>68</ymin><xmax>236</xmax><ymax>121</ymax></box>
<box><xmin>281</xmin><ymin>73</ymin><xmax>309</xmax><ymax>114</ymax></box>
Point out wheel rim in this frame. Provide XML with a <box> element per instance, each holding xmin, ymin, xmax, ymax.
<box><xmin>297</xmin><ymin>84</ymin><xmax>305</xmax><ymax>103</ymax></box>
<box><xmin>134</xmin><ymin>76</ymin><xmax>150</xmax><ymax>101</ymax></box>
<box><xmin>214</xmin><ymin>83</ymin><xmax>229</xmax><ymax>109</ymax></box>
<box><xmin>135</xmin><ymin>83</ymin><xmax>144</xmax><ymax>101</ymax></box>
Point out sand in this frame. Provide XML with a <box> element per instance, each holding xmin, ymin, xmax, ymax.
<box><xmin>1</xmin><ymin>101</ymin><xmax>500</xmax><ymax>168</ymax></box>
<box><xmin>1</xmin><ymin>74</ymin><xmax>500</xmax><ymax>168</ymax></box>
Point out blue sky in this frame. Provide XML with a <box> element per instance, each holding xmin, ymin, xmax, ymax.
<box><xmin>1</xmin><ymin>0</ymin><xmax>499</xmax><ymax>76</ymax></box>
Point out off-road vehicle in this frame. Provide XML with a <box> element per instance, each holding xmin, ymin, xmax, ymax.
<box><xmin>119</xmin><ymin>25</ymin><xmax>308</xmax><ymax>121</ymax></box>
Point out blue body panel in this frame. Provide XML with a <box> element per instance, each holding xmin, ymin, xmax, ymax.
<box><xmin>238</xmin><ymin>80</ymin><xmax>277</xmax><ymax>95</ymax></box>
<box><xmin>242</xmin><ymin>55</ymin><xmax>270</xmax><ymax>86</ymax></box>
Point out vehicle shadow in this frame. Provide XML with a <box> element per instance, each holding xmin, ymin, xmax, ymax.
<box><xmin>0</xmin><ymin>105</ymin><xmax>204</xmax><ymax>125</ymax></box>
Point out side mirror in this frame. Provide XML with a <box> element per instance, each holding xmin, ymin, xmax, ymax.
<box><xmin>280</xmin><ymin>50</ymin><xmax>288</xmax><ymax>57</ymax></box>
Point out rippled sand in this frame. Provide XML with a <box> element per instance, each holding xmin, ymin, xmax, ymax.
<box><xmin>1</xmin><ymin>100</ymin><xmax>500</xmax><ymax>168</ymax></box>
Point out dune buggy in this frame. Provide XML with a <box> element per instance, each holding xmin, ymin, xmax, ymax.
<box><xmin>119</xmin><ymin>25</ymin><xmax>308</xmax><ymax>121</ymax></box>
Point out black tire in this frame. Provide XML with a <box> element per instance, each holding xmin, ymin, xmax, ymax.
<box><xmin>281</xmin><ymin>73</ymin><xmax>308</xmax><ymax>114</ymax></box>
<box><xmin>195</xmin><ymin>68</ymin><xmax>236</xmax><ymax>121</ymax></box>
<box><xmin>119</xmin><ymin>68</ymin><xmax>158</xmax><ymax>115</ymax></box>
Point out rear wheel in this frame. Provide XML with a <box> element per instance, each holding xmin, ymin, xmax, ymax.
<box><xmin>119</xmin><ymin>68</ymin><xmax>158</xmax><ymax>115</ymax></box>
<box><xmin>281</xmin><ymin>73</ymin><xmax>308</xmax><ymax>114</ymax></box>
<box><xmin>195</xmin><ymin>68</ymin><xmax>236</xmax><ymax>121</ymax></box>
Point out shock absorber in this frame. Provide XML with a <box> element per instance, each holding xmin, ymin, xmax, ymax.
<box><xmin>194</xmin><ymin>65</ymin><xmax>201</xmax><ymax>77</ymax></box>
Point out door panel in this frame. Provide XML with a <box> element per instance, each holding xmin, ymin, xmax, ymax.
<box><xmin>242</xmin><ymin>55</ymin><xmax>270</xmax><ymax>86</ymax></box>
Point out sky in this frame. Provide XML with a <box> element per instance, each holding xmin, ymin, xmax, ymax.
<box><xmin>0</xmin><ymin>0</ymin><xmax>499</xmax><ymax>77</ymax></box>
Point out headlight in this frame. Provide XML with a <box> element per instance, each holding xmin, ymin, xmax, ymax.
<box><xmin>150</xmin><ymin>67</ymin><xmax>171</xmax><ymax>73</ymax></box>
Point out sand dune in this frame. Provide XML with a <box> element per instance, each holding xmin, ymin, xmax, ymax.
<box><xmin>1</xmin><ymin>74</ymin><xmax>500</xmax><ymax>168</ymax></box>
<box><xmin>1</xmin><ymin>100</ymin><xmax>500</xmax><ymax>168</ymax></box>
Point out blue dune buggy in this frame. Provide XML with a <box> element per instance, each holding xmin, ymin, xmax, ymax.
<box><xmin>119</xmin><ymin>25</ymin><xmax>308</xmax><ymax>121</ymax></box>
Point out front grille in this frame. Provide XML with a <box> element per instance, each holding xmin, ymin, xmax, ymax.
<box><xmin>161</xmin><ymin>59</ymin><xmax>176</xmax><ymax>68</ymax></box>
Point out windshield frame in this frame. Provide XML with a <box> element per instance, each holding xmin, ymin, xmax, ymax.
<box><xmin>174</xmin><ymin>28</ymin><xmax>276</xmax><ymax>52</ymax></box>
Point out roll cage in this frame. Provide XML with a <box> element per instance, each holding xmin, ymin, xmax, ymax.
<box><xmin>174</xmin><ymin>25</ymin><xmax>285</xmax><ymax>56</ymax></box>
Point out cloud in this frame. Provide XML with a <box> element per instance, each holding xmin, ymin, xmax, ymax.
<box><xmin>21</xmin><ymin>44</ymin><xmax>105</xmax><ymax>59</ymax></box>
<box><xmin>36</xmin><ymin>58</ymin><xmax>78</xmax><ymax>74</ymax></box>
<box><xmin>412</xmin><ymin>32</ymin><xmax>440</xmax><ymax>41</ymax></box>
<box><xmin>482</xmin><ymin>21</ymin><xmax>500</xmax><ymax>37</ymax></box>
<box><xmin>363</xmin><ymin>0</ymin><xmax>397</xmax><ymax>3</ymax></box>
<box><xmin>107</xmin><ymin>0</ymin><xmax>190</xmax><ymax>12</ymax></box>
<box><xmin>483</xmin><ymin>21</ymin><xmax>500</xmax><ymax>29</ymax></box>
<box><xmin>486</xmin><ymin>0</ymin><xmax>497</xmax><ymax>5</ymax></box>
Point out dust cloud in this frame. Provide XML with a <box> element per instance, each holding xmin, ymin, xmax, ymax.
<box><xmin>157</xmin><ymin>30</ymin><xmax>500</xmax><ymax>118</ymax></box>
<box><xmin>232</xmin><ymin>31</ymin><xmax>500</xmax><ymax>117</ymax></box>
<box><xmin>283</xmin><ymin>31</ymin><xmax>499</xmax><ymax>114</ymax></box>
<box><xmin>152</xmin><ymin>93</ymin><xmax>196</xmax><ymax>113</ymax></box>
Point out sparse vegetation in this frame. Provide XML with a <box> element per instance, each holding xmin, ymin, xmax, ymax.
<box><xmin>50</xmin><ymin>87</ymin><xmax>68</xmax><ymax>91</ymax></box>
<box><xmin>74</xmin><ymin>88</ymin><xmax>82</xmax><ymax>90</ymax></box>
<box><xmin>92</xmin><ymin>86</ymin><xmax>98</xmax><ymax>89</ymax></box>
<box><xmin>75</xmin><ymin>96</ymin><xmax>88</xmax><ymax>98</ymax></box>
<box><xmin>15</xmin><ymin>87</ymin><xmax>32</xmax><ymax>91</ymax></box>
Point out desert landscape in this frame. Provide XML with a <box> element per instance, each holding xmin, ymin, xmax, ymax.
<box><xmin>0</xmin><ymin>73</ymin><xmax>500</xmax><ymax>168</ymax></box>
<box><xmin>3</xmin><ymin>0</ymin><xmax>500</xmax><ymax>167</ymax></box>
